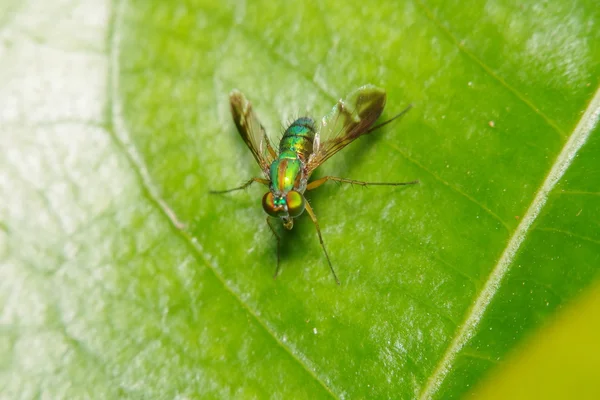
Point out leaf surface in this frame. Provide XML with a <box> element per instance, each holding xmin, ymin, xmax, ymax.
<box><xmin>1</xmin><ymin>0</ymin><xmax>599</xmax><ymax>398</ymax></box>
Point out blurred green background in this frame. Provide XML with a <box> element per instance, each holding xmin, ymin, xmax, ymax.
<box><xmin>1</xmin><ymin>0</ymin><xmax>599</xmax><ymax>398</ymax></box>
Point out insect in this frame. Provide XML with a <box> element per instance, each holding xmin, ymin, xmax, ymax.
<box><xmin>211</xmin><ymin>85</ymin><xmax>418</xmax><ymax>284</ymax></box>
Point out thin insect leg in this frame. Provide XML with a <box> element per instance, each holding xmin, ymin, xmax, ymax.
<box><xmin>306</xmin><ymin>176</ymin><xmax>419</xmax><ymax>191</ymax></box>
<box><xmin>304</xmin><ymin>200</ymin><xmax>340</xmax><ymax>285</ymax></box>
<box><xmin>266</xmin><ymin>217</ymin><xmax>282</xmax><ymax>279</ymax></box>
<box><xmin>366</xmin><ymin>104</ymin><xmax>413</xmax><ymax>134</ymax></box>
<box><xmin>209</xmin><ymin>177</ymin><xmax>269</xmax><ymax>194</ymax></box>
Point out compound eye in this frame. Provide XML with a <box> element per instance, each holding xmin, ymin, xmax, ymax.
<box><xmin>262</xmin><ymin>192</ymin><xmax>279</xmax><ymax>217</ymax></box>
<box><xmin>286</xmin><ymin>191</ymin><xmax>305</xmax><ymax>217</ymax></box>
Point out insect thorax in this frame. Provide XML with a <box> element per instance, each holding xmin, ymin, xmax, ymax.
<box><xmin>270</xmin><ymin>156</ymin><xmax>306</xmax><ymax>194</ymax></box>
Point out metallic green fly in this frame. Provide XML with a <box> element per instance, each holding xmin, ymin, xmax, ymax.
<box><xmin>211</xmin><ymin>85</ymin><xmax>418</xmax><ymax>284</ymax></box>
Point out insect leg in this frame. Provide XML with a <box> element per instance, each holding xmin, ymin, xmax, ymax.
<box><xmin>304</xmin><ymin>200</ymin><xmax>340</xmax><ymax>285</ymax></box>
<box><xmin>306</xmin><ymin>176</ymin><xmax>419</xmax><ymax>190</ymax></box>
<box><xmin>209</xmin><ymin>177</ymin><xmax>269</xmax><ymax>194</ymax></box>
<box><xmin>266</xmin><ymin>217</ymin><xmax>282</xmax><ymax>279</ymax></box>
<box><xmin>365</xmin><ymin>104</ymin><xmax>413</xmax><ymax>134</ymax></box>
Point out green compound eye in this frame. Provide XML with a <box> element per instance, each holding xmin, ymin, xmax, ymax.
<box><xmin>262</xmin><ymin>192</ymin><xmax>279</xmax><ymax>217</ymax></box>
<box><xmin>286</xmin><ymin>191</ymin><xmax>305</xmax><ymax>217</ymax></box>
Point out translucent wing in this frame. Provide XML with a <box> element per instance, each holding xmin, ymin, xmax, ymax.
<box><xmin>306</xmin><ymin>85</ymin><xmax>386</xmax><ymax>175</ymax></box>
<box><xmin>229</xmin><ymin>90</ymin><xmax>277</xmax><ymax>175</ymax></box>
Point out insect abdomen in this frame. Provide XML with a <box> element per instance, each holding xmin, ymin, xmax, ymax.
<box><xmin>279</xmin><ymin>117</ymin><xmax>316</xmax><ymax>161</ymax></box>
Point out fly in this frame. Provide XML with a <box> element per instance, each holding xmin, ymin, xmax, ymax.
<box><xmin>211</xmin><ymin>85</ymin><xmax>418</xmax><ymax>284</ymax></box>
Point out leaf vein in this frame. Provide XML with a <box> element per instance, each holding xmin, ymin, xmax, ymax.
<box><xmin>557</xmin><ymin>189</ymin><xmax>600</xmax><ymax>197</ymax></box>
<box><xmin>536</xmin><ymin>227</ymin><xmax>600</xmax><ymax>247</ymax></box>
<box><xmin>385</xmin><ymin>140</ymin><xmax>511</xmax><ymax>232</ymax></box>
<box><xmin>414</xmin><ymin>0</ymin><xmax>567</xmax><ymax>139</ymax></box>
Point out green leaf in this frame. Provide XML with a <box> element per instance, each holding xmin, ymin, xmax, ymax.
<box><xmin>1</xmin><ymin>0</ymin><xmax>599</xmax><ymax>398</ymax></box>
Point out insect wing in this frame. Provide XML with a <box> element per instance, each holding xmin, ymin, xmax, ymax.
<box><xmin>229</xmin><ymin>90</ymin><xmax>277</xmax><ymax>175</ymax></box>
<box><xmin>307</xmin><ymin>85</ymin><xmax>386</xmax><ymax>174</ymax></box>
